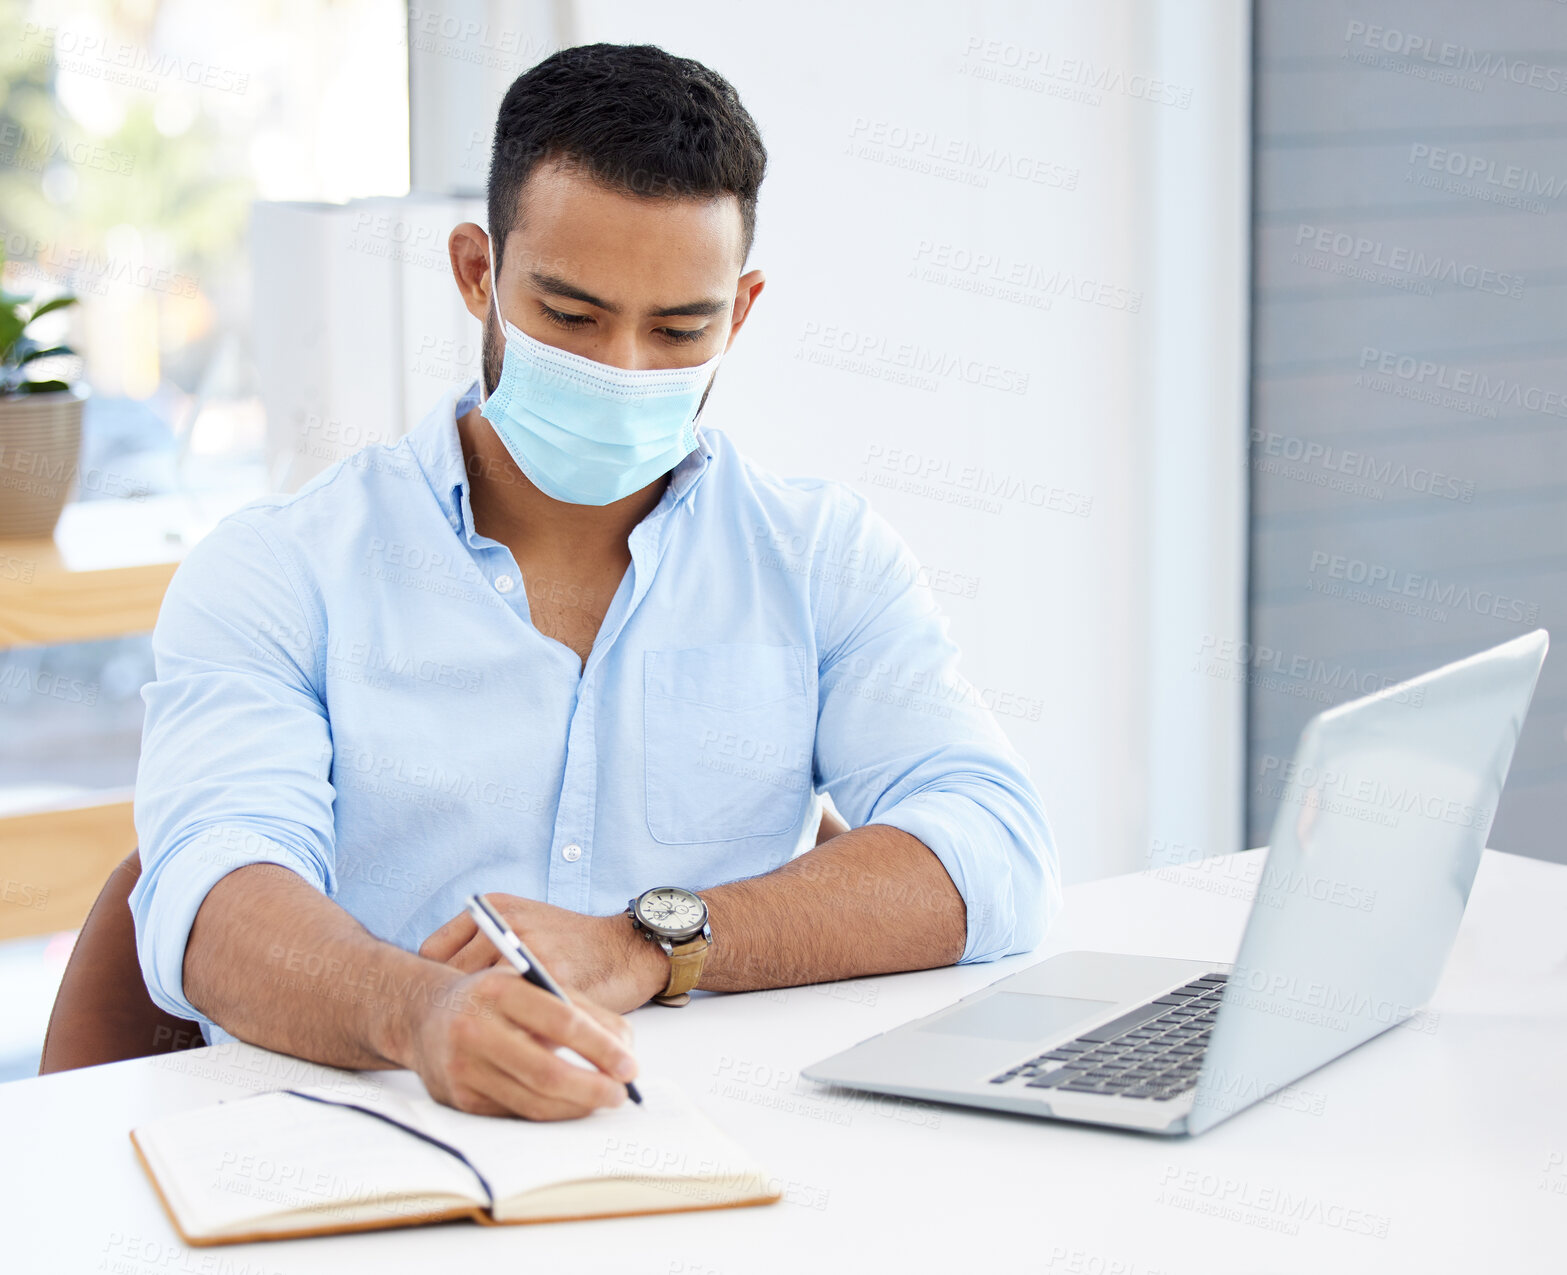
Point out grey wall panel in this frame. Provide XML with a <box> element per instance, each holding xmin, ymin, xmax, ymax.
<box><xmin>1257</xmin><ymin>138</ymin><xmax>1567</xmax><ymax>217</ymax></box>
<box><xmin>1255</xmin><ymin>302</ymin><xmax>1567</xmax><ymax>371</ymax></box>
<box><xmin>1250</xmin><ymin>0</ymin><xmax>1567</xmax><ymax>859</ymax></box>
<box><xmin>1250</xmin><ymin>429</ymin><xmax>1567</xmax><ymax>518</ymax></box>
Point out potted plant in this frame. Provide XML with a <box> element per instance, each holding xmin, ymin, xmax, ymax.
<box><xmin>0</xmin><ymin>246</ymin><xmax>84</xmax><ymax>539</ymax></box>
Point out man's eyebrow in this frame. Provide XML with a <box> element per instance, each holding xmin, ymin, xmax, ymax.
<box><xmin>648</xmin><ymin>297</ymin><xmax>731</xmax><ymax>318</ymax></box>
<box><xmin>527</xmin><ymin>270</ymin><xmax>728</xmax><ymax>319</ymax></box>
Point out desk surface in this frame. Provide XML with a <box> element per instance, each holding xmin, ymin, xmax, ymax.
<box><xmin>3</xmin><ymin>848</ymin><xmax>1563</xmax><ymax>1274</ymax></box>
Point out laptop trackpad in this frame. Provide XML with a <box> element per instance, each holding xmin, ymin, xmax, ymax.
<box><xmin>919</xmin><ymin>991</ymin><xmax>1117</xmax><ymax>1042</ymax></box>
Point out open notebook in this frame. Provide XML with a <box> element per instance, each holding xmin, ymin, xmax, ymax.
<box><xmin>131</xmin><ymin>1070</ymin><xmax>780</xmax><ymax>1245</ymax></box>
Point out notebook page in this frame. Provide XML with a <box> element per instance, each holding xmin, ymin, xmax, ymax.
<box><xmin>134</xmin><ymin>1090</ymin><xmax>486</xmax><ymax>1237</ymax></box>
<box><xmin>399</xmin><ymin>1077</ymin><xmax>773</xmax><ymax>1208</ymax></box>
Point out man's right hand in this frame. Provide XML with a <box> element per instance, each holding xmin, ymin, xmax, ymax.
<box><xmin>180</xmin><ymin>864</ymin><xmax>640</xmax><ymax>1123</ymax></box>
<box><xmin>400</xmin><ymin>966</ymin><xmax>641</xmax><ymax>1121</ymax></box>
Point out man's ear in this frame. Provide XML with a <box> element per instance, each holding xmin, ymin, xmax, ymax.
<box><xmin>724</xmin><ymin>269</ymin><xmax>766</xmax><ymax>352</ymax></box>
<box><xmin>449</xmin><ymin>222</ymin><xmax>494</xmax><ymax>324</ymax></box>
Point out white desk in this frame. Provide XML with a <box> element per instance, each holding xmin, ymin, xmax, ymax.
<box><xmin>3</xmin><ymin>848</ymin><xmax>1564</xmax><ymax>1274</ymax></box>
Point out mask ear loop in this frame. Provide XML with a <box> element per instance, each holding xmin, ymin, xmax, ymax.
<box><xmin>486</xmin><ymin>234</ymin><xmax>509</xmax><ymax>336</ymax></box>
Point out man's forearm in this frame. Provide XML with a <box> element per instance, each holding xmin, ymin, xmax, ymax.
<box><xmin>182</xmin><ymin>863</ymin><xmax>461</xmax><ymax>1069</ymax></box>
<box><xmin>696</xmin><ymin>824</ymin><xmax>967</xmax><ymax>991</ymax></box>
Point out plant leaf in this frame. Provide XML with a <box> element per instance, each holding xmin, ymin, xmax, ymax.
<box><xmin>16</xmin><ymin>379</ymin><xmax>72</xmax><ymax>395</ymax></box>
<box><xmin>0</xmin><ymin>311</ymin><xmax>25</xmax><ymax>366</ymax></box>
<box><xmin>28</xmin><ymin>295</ymin><xmax>78</xmax><ymax>323</ymax></box>
<box><xmin>20</xmin><ymin>344</ymin><xmax>75</xmax><ymax>363</ymax></box>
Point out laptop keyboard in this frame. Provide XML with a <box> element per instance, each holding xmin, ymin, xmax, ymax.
<box><xmin>988</xmin><ymin>973</ymin><xmax>1228</xmax><ymax>1101</ymax></box>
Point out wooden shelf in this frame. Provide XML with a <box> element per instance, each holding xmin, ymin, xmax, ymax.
<box><xmin>0</xmin><ymin>798</ymin><xmax>136</xmax><ymax>941</ymax></box>
<box><xmin>0</xmin><ymin>490</ymin><xmax>259</xmax><ymax>935</ymax></box>
<box><xmin>0</xmin><ymin>492</ymin><xmax>251</xmax><ymax>650</ymax></box>
<box><xmin>0</xmin><ymin>554</ymin><xmax>177</xmax><ymax>649</ymax></box>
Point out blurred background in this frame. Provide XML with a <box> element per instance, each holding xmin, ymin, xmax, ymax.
<box><xmin>0</xmin><ymin>0</ymin><xmax>1561</xmax><ymax>1079</ymax></box>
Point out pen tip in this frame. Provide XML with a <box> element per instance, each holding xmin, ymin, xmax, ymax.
<box><xmin>627</xmin><ymin>1082</ymin><xmax>643</xmax><ymax>1105</ymax></box>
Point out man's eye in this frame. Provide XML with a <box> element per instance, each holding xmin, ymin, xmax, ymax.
<box><xmin>539</xmin><ymin>303</ymin><xmax>591</xmax><ymax>329</ymax></box>
<box><xmin>661</xmin><ymin>327</ymin><xmax>706</xmax><ymax>345</ymax></box>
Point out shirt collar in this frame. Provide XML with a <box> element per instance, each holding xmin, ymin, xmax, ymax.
<box><xmin>405</xmin><ymin>379</ymin><xmax>475</xmax><ymax>537</ymax></box>
<box><xmin>407</xmin><ymin>378</ymin><xmax>718</xmax><ymax>539</ymax></box>
<box><xmin>664</xmin><ymin>421</ymin><xmax>716</xmax><ymax>513</ymax></box>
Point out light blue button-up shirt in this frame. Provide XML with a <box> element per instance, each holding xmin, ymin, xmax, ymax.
<box><xmin>130</xmin><ymin>380</ymin><xmax>1060</xmax><ymax>1043</ymax></box>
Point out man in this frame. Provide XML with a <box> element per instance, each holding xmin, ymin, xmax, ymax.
<box><xmin>130</xmin><ymin>43</ymin><xmax>1059</xmax><ymax>1122</ymax></box>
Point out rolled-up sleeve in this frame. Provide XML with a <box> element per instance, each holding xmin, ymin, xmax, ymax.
<box><xmin>129</xmin><ymin>513</ymin><xmax>338</xmax><ymax>1024</ymax></box>
<box><xmin>812</xmin><ymin>490</ymin><xmax>1061</xmax><ymax>962</ymax></box>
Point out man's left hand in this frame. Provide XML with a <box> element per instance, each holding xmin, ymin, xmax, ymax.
<box><xmin>419</xmin><ymin>895</ymin><xmax>670</xmax><ymax>1014</ymax></box>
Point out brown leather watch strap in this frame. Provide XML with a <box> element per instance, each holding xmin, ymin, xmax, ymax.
<box><xmin>653</xmin><ymin>933</ymin><xmax>711</xmax><ymax>1007</ymax></box>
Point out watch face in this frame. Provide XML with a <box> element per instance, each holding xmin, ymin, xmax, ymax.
<box><xmin>636</xmin><ymin>887</ymin><xmax>707</xmax><ymax>937</ymax></box>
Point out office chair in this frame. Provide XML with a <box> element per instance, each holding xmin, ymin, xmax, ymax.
<box><xmin>38</xmin><ymin>807</ymin><xmax>854</xmax><ymax>1074</ymax></box>
<box><xmin>38</xmin><ymin>850</ymin><xmax>204</xmax><ymax>1074</ymax></box>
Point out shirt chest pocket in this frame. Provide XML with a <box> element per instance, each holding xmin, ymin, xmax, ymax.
<box><xmin>644</xmin><ymin>643</ymin><xmax>814</xmax><ymax>844</ymax></box>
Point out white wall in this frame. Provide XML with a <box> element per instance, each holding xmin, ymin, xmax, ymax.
<box><xmin>406</xmin><ymin>0</ymin><xmax>576</xmax><ymax>197</ymax></box>
<box><xmin>559</xmin><ymin>0</ymin><xmax>1251</xmax><ymax>881</ymax></box>
<box><xmin>1137</xmin><ymin>4</ymin><xmax>1252</xmax><ymax>875</ymax></box>
<box><xmin>251</xmin><ymin>195</ymin><xmax>484</xmax><ymax>490</ymax></box>
<box><xmin>256</xmin><ymin>0</ymin><xmax>1251</xmax><ymax>883</ymax></box>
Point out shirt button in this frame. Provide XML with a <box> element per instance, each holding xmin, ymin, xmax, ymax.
<box><xmin>562</xmin><ymin>843</ymin><xmax>582</xmax><ymax>862</ymax></box>
<box><xmin>494</xmin><ymin>574</ymin><xmax>515</xmax><ymax>594</ymax></box>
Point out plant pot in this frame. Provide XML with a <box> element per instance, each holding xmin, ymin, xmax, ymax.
<box><xmin>0</xmin><ymin>385</ymin><xmax>87</xmax><ymax>540</ymax></box>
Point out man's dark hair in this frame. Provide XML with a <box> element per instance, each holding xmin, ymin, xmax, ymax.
<box><xmin>487</xmin><ymin>43</ymin><xmax>767</xmax><ymax>272</ymax></box>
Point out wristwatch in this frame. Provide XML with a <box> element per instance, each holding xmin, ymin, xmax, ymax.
<box><xmin>627</xmin><ymin>886</ymin><xmax>713</xmax><ymax>1007</ymax></box>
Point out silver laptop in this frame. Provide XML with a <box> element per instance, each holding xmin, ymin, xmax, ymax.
<box><xmin>803</xmin><ymin>629</ymin><xmax>1549</xmax><ymax>1135</ymax></box>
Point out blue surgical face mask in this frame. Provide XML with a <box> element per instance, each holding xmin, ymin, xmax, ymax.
<box><xmin>478</xmin><ymin>239</ymin><xmax>725</xmax><ymax>506</ymax></box>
